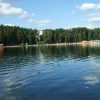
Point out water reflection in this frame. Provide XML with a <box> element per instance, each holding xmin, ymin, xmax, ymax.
<box><xmin>0</xmin><ymin>45</ymin><xmax>100</xmax><ymax>99</ymax></box>
<box><xmin>0</xmin><ymin>89</ymin><xmax>23</xmax><ymax>100</ymax></box>
<box><xmin>84</xmin><ymin>76</ymin><xmax>99</xmax><ymax>85</ymax></box>
<box><xmin>1</xmin><ymin>45</ymin><xmax>100</xmax><ymax>60</ymax></box>
<box><xmin>0</xmin><ymin>48</ymin><xmax>4</xmax><ymax>59</ymax></box>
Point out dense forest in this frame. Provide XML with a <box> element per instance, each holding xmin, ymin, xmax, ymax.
<box><xmin>0</xmin><ymin>25</ymin><xmax>39</xmax><ymax>45</ymax></box>
<box><xmin>0</xmin><ymin>24</ymin><xmax>100</xmax><ymax>45</ymax></box>
<box><xmin>42</xmin><ymin>28</ymin><xmax>100</xmax><ymax>44</ymax></box>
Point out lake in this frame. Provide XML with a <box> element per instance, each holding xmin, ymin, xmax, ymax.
<box><xmin>0</xmin><ymin>44</ymin><xmax>100</xmax><ymax>100</ymax></box>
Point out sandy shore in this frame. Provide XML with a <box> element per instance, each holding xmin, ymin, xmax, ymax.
<box><xmin>4</xmin><ymin>46</ymin><xmax>20</xmax><ymax>48</ymax></box>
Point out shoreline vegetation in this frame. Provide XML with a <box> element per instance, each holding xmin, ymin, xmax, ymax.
<box><xmin>4</xmin><ymin>41</ymin><xmax>100</xmax><ymax>48</ymax></box>
<box><xmin>0</xmin><ymin>25</ymin><xmax>100</xmax><ymax>47</ymax></box>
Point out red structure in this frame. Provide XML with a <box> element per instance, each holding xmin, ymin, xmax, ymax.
<box><xmin>0</xmin><ymin>44</ymin><xmax>4</xmax><ymax>47</ymax></box>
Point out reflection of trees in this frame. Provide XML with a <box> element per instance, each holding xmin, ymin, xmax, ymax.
<box><xmin>33</xmin><ymin>45</ymin><xmax>100</xmax><ymax>59</ymax></box>
<box><xmin>2</xmin><ymin>45</ymin><xmax>100</xmax><ymax>60</ymax></box>
<box><xmin>0</xmin><ymin>48</ymin><xmax>4</xmax><ymax>59</ymax></box>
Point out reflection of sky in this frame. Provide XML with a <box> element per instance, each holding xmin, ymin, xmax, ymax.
<box><xmin>0</xmin><ymin>67</ymin><xmax>31</xmax><ymax>100</ymax></box>
<box><xmin>0</xmin><ymin>52</ymin><xmax>53</xmax><ymax>99</ymax></box>
<box><xmin>84</xmin><ymin>76</ymin><xmax>99</xmax><ymax>85</ymax></box>
<box><xmin>82</xmin><ymin>56</ymin><xmax>100</xmax><ymax>86</ymax></box>
<box><xmin>0</xmin><ymin>88</ymin><xmax>23</xmax><ymax>100</ymax></box>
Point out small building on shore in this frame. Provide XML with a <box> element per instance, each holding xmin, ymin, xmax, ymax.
<box><xmin>0</xmin><ymin>44</ymin><xmax>4</xmax><ymax>48</ymax></box>
<box><xmin>82</xmin><ymin>40</ymin><xmax>87</xmax><ymax>43</ymax></box>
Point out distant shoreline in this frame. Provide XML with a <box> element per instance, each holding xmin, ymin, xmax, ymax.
<box><xmin>3</xmin><ymin>41</ymin><xmax>100</xmax><ymax>48</ymax></box>
<box><xmin>4</xmin><ymin>46</ymin><xmax>20</xmax><ymax>48</ymax></box>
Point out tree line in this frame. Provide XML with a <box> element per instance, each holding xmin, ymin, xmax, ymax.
<box><xmin>41</xmin><ymin>28</ymin><xmax>100</xmax><ymax>44</ymax></box>
<box><xmin>0</xmin><ymin>24</ymin><xmax>100</xmax><ymax>45</ymax></box>
<box><xmin>0</xmin><ymin>25</ymin><xmax>39</xmax><ymax>45</ymax></box>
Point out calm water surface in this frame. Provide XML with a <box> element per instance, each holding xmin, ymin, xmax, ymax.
<box><xmin>0</xmin><ymin>45</ymin><xmax>100</xmax><ymax>100</ymax></box>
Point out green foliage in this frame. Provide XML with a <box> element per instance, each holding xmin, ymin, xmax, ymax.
<box><xmin>0</xmin><ymin>25</ymin><xmax>39</xmax><ymax>46</ymax></box>
<box><xmin>25</xmin><ymin>42</ymin><xmax>28</xmax><ymax>45</ymax></box>
<box><xmin>41</xmin><ymin>27</ymin><xmax>100</xmax><ymax>43</ymax></box>
<box><xmin>37</xmin><ymin>41</ymin><xmax>44</xmax><ymax>45</ymax></box>
<box><xmin>0</xmin><ymin>24</ymin><xmax>100</xmax><ymax>46</ymax></box>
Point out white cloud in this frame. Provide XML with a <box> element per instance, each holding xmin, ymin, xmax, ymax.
<box><xmin>37</xmin><ymin>20</ymin><xmax>51</xmax><ymax>24</ymax></box>
<box><xmin>28</xmin><ymin>19</ymin><xmax>51</xmax><ymax>24</ymax></box>
<box><xmin>72</xmin><ymin>11</ymin><xmax>76</xmax><ymax>13</ymax></box>
<box><xmin>0</xmin><ymin>0</ymin><xmax>21</xmax><ymax>3</ymax></box>
<box><xmin>69</xmin><ymin>25</ymin><xmax>79</xmax><ymax>29</ymax></box>
<box><xmin>87</xmin><ymin>13</ymin><xmax>97</xmax><ymax>16</ymax></box>
<box><xmin>82</xmin><ymin>17</ymin><xmax>100</xmax><ymax>23</ymax></box>
<box><xmin>4</xmin><ymin>24</ymin><xmax>14</xmax><ymax>26</ymax></box>
<box><xmin>32</xmin><ymin>13</ymin><xmax>35</xmax><ymax>16</ymax></box>
<box><xmin>27</xmin><ymin>19</ymin><xmax>35</xmax><ymax>23</ymax></box>
<box><xmin>76</xmin><ymin>3</ymin><xmax>100</xmax><ymax>11</ymax></box>
<box><xmin>28</xmin><ymin>19</ymin><xmax>51</xmax><ymax>27</ymax></box>
<box><xmin>87</xmin><ymin>12</ymin><xmax>100</xmax><ymax>16</ymax></box>
<box><xmin>18</xmin><ymin>11</ymin><xmax>30</xmax><ymax>19</ymax></box>
<box><xmin>83</xmin><ymin>24</ymin><xmax>94</xmax><ymax>29</ymax></box>
<box><xmin>38</xmin><ymin>24</ymin><xmax>46</xmax><ymax>27</ymax></box>
<box><xmin>0</xmin><ymin>3</ymin><xmax>30</xmax><ymax>19</ymax></box>
<box><xmin>68</xmin><ymin>24</ymin><xmax>94</xmax><ymax>29</ymax></box>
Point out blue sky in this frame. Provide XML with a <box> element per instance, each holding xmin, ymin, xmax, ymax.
<box><xmin>0</xmin><ymin>0</ymin><xmax>100</xmax><ymax>30</ymax></box>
